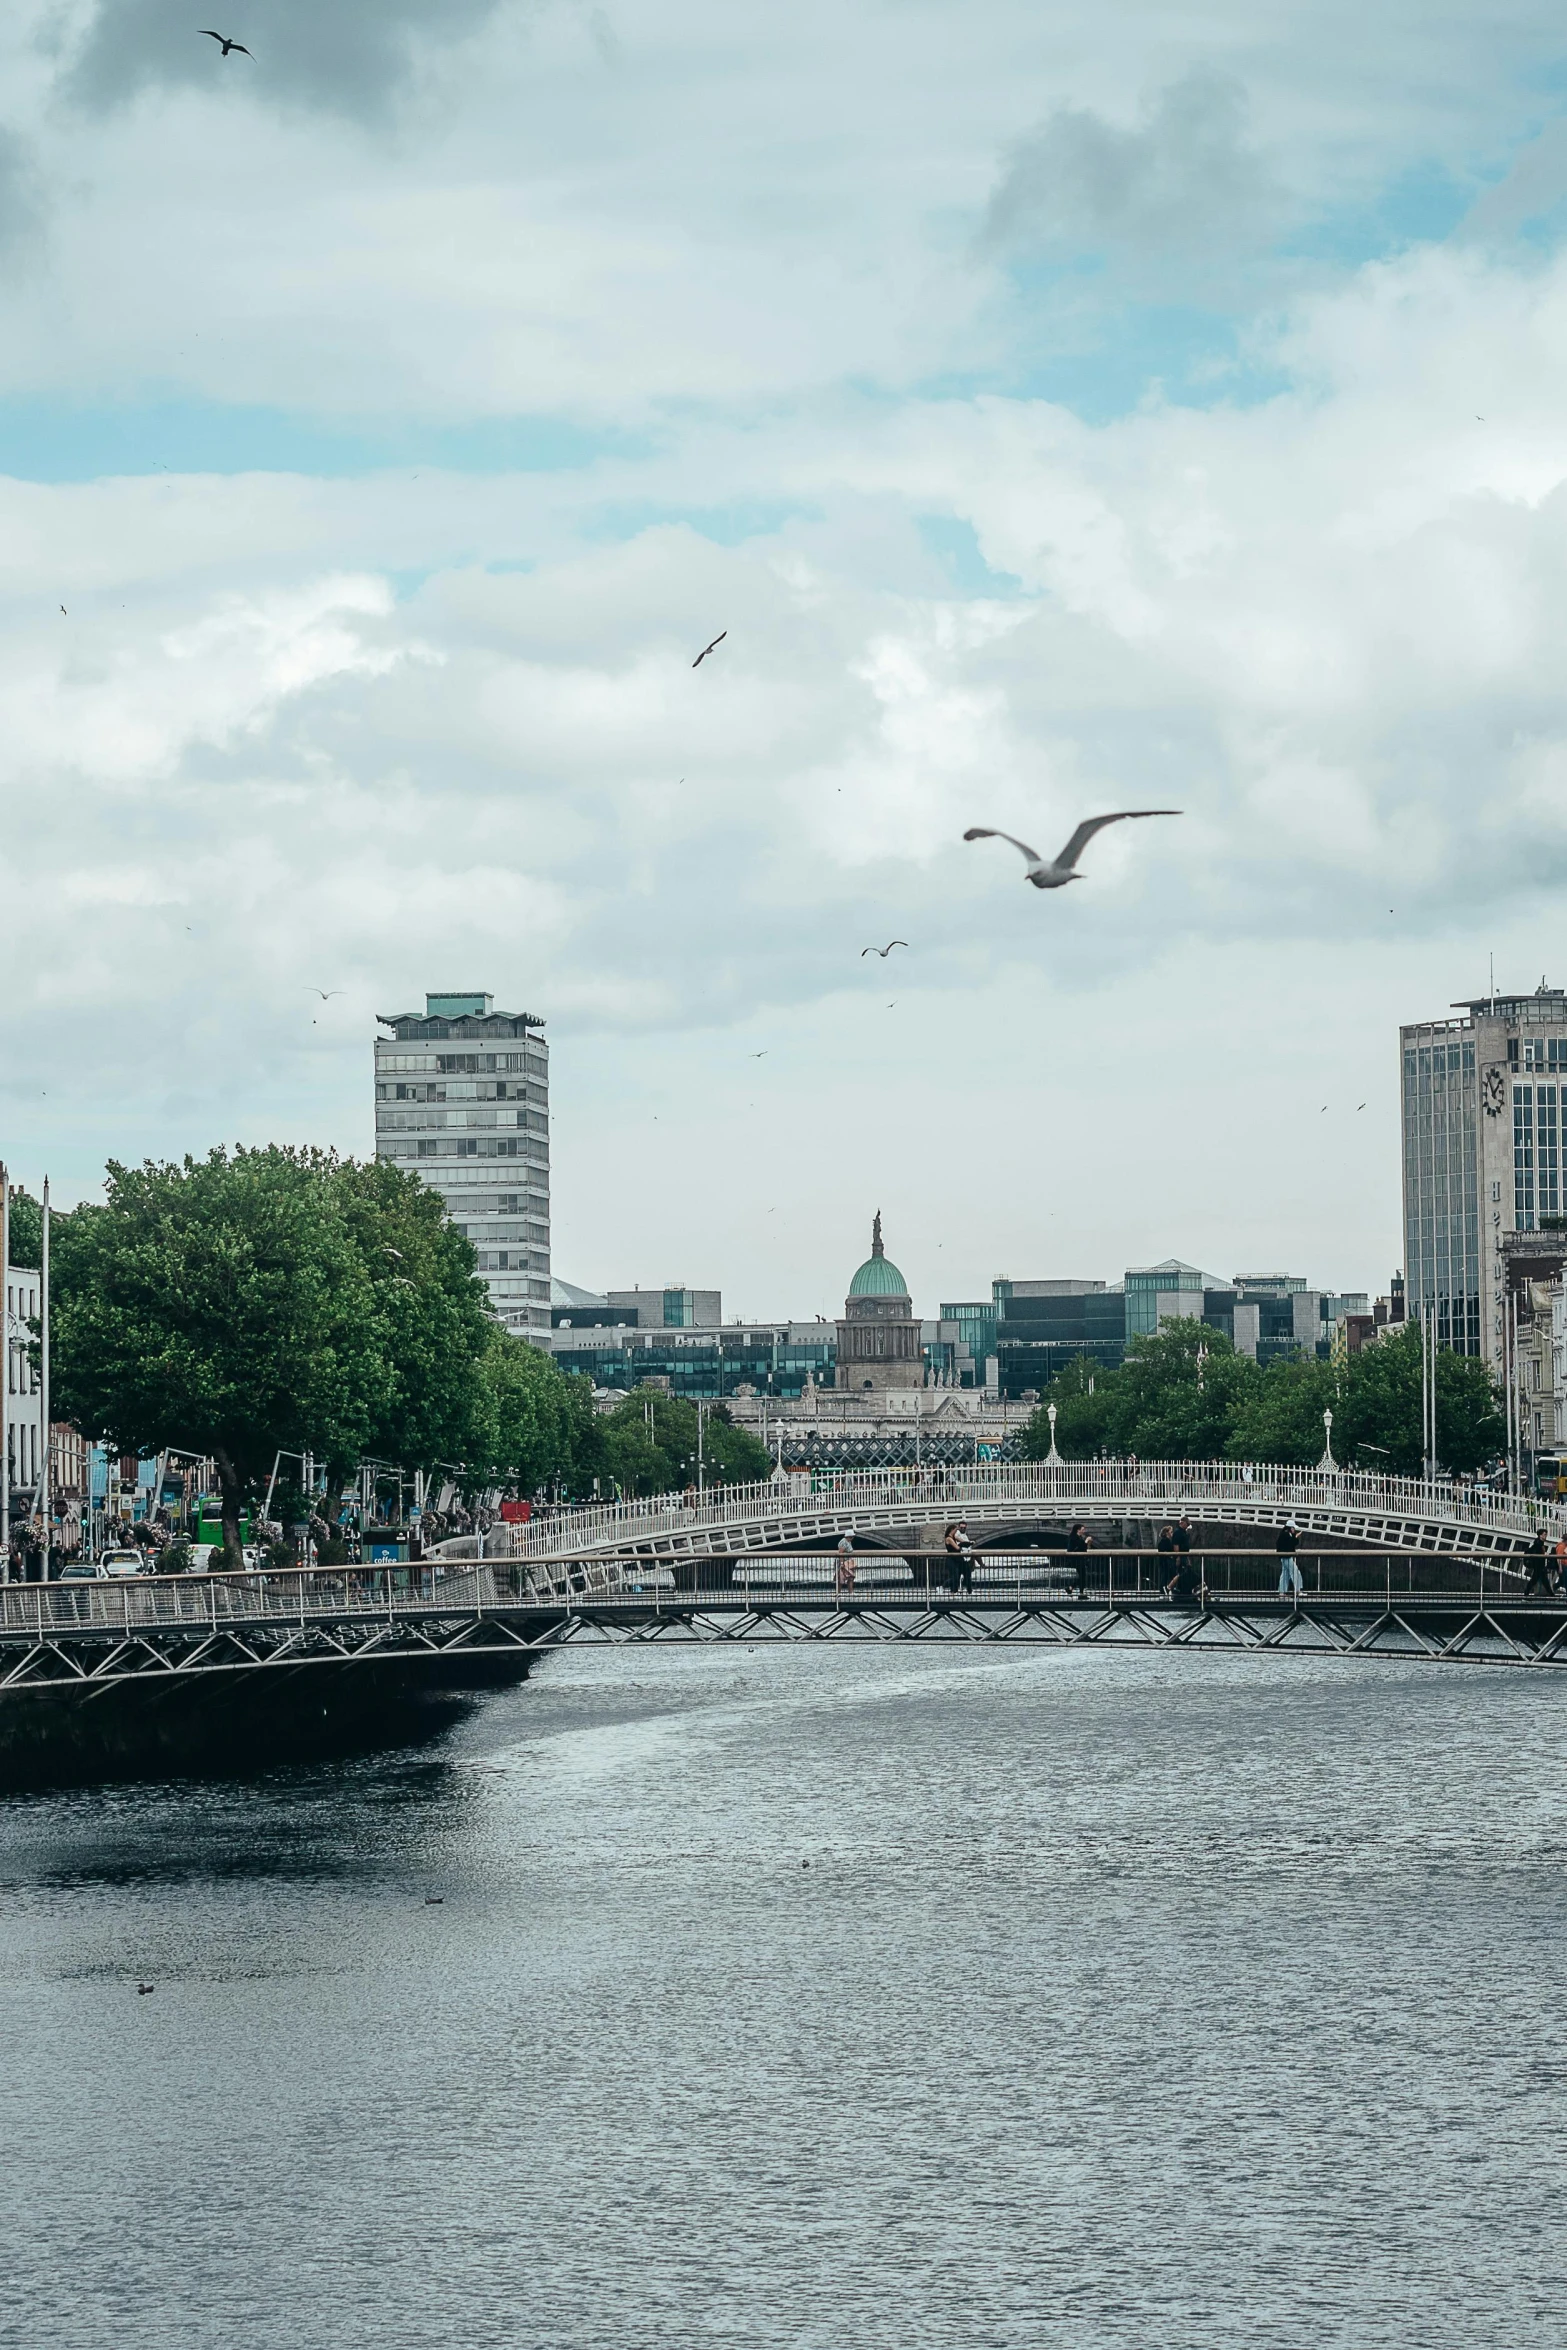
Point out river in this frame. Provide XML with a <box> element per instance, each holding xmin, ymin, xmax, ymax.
<box><xmin>4</xmin><ymin>1643</ymin><xmax>1566</xmax><ymax>2348</ymax></box>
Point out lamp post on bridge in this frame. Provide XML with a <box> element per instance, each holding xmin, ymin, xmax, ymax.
<box><xmin>1045</xmin><ymin>1403</ymin><xmax>1061</xmax><ymax>1470</ymax></box>
<box><xmin>1319</xmin><ymin>1409</ymin><xmax>1337</xmax><ymax>1473</ymax></box>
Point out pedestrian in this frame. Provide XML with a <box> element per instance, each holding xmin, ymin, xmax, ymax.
<box><xmin>1066</xmin><ymin>1520</ymin><xmax>1092</xmax><ymax>1599</ymax></box>
<box><xmin>1173</xmin><ymin>1513</ymin><xmax>1196</xmax><ymax>1603</ymax></box>
<box><xmin>1276</xmin><ymin>1518</ymin><xmax>1305</xmax><ymax>1599</ymax></box>
<box><xmin>1554</xmin><ymin>1534</ymin><xmax>1567</xmax><ymax>1596</ymax></box>
<box><xmin>1525</xmin><ymin>1530</ymin><xmax>1552</xmax><ymax>1600</ymax></box>
<box><xmin>1157</xmin><ymin>1522</ymin><xmax>1177</xmax><ymax>1598</ymax></box>
<box><xmin>956</xmin><ymin>1521</ymin><xmax>976</xmax><ymax>1595</ymax></box>
<box><xmin>943</xmin><ymin>1522</ymin><xmax>964</xmax><ymax>1595</ymax></box>
<box><xmin>835</xmin><ymin>1533</ymin><xmax>856</xmax><ymax>1593</ymax></box>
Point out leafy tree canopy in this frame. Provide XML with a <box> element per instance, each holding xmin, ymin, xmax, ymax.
<box><xmin>5</xmin><ymin>1185</ymin><xmax>42</xmax><ymax>1271</ymax></box>
<box><xmin>599</xmin><ymin>1388</ymin><xmax>771</xmax><ymax>1497</ymax></box>
<box><xmin>469</xmin><ymin>1326</ymin><xmax>601</xmax><ymax>1497</ymax></box>
<box><xmin>1022</xmin><ymin>1316</ymin><xmax>1503</xmax><ymax>1475</ymax></box>
<box><xmin>52</xmin><ymin>1148</ymin><xmax>395</xmax><ymax>1550</ymax></box>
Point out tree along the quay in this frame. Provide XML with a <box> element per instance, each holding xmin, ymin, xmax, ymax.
<box><xmin>51</xmin><ymin>1147</ymin><xmax>393</xmax><ymax>1558</ymax></box>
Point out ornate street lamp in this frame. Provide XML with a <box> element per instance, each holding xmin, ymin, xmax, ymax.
<box><xmin>1319</xmin><ymin>1407</ymin><xmax>1337</xmax><ymax>1472</ymax></box>
<box><xmin>1045</xmin><ymin>1401</ymin><xmax>1062</xmax><ymax>1467</ymax></box>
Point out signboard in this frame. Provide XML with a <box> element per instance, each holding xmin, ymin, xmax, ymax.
<box><xmin>499</xmin><ymin>1500</ymin><xmax>532</xmax><ymax>1523</ymax></box>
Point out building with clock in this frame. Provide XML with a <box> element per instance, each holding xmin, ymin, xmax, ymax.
<box><xmin>1401</xmin><ymin>982</ymin><xmax>1567</xmax><ymax>1370</ymax></box>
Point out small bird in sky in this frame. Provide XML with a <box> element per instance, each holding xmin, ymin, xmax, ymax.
<box><xmin>861</xmin><ymin>941</ymin><xmax>909</xmax><ymax>958</ymax></box>
<box><xmin>199</xmin><ymin>30</ymin><xmax>251</xmax><ymax>54</ymax></box>
<box><xmin>748</xmin><ymin>1051</ymin><xmax>767</xmax><ymax>1058</ymax></box>
<box><xmin>59</xmin><ymin>604</ymin><xmax>66</xmax><ymax>615</ymax></box>
<box><xmin>963</xmin><ymin>809</ymin><xmax>1180</xmax><ymax>889</ymax></box>
<box><xmin>1357</xmin><ymin>1102</ymin><xmax>1366</xmax><ymax>1111</ymax></box>
<box><xmin>692</xmin><ymin>631</ymin><xmax>726</xmax><ymax>668</ymax></box>
<box><xmin>303</xmin><ymin>987</ymin><xmax>343</xmax><ymax>1001</ymax></box>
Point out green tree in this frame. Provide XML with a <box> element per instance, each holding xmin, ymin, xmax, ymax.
<box><xmin>1334</xmin><ymin>1323</ymin><xmax>1502</xmax><ymax>1476</ymax></box>
<box><xmin>469</xmin><ymin>1326</ymin><xmax>601</xmax><ymax>1497</ymax></box>
<box><xmin>328</xmin><ymin>1158</ymin><xmax>494</xmax><ymax>1499</ymax></box>
<box><xmin>51</xmin><ymin>1147</ymin><xmax>393</xmax><ymax>1555</ymax></box>
<box><xmin>1104</xmin><ymin>1321</ymin><xmax>1257</xmax><ymax>1458</ymax></box>
<box><xmin>1019</xmin><ymin>1353</ymin><xmax>1115</xmax><ymax>1461</ymax></box>
<box><xmin>4</xmin><ymin>1185</ymin><xmax>42</xmax><ymax>1271</ymax></box>
<box><xmin>1226</xmin><ymin>1353</ymin><xmax>1337</xmax><ymax>1465</ymax></box>
<box><xmin>599</xmin><ymin>1388</ymin><xmax>771</xmax><ymax>1496</ymax></box>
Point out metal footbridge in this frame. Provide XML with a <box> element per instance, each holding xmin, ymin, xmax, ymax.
<box><xmin>507</xmin><ymin>1461</ymin><xmax>1554</xmax><ymax>1569</ymax></box>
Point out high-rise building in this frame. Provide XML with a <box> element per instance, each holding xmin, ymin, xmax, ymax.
<box><xmin>374</xmin><ymin>991</ymin><xmax>551</xmax><ymax>1342</ymax></box>
<box><xmin>1401</xmin><ymin>981</ymin><xmax>1567</xmax><ymax>1368</ymax></box>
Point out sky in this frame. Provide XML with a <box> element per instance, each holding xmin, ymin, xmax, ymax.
<box><xmin>4</xmin><ymin>0</ymin><xmax>1567</xmax><ymax>1320</ymax></box>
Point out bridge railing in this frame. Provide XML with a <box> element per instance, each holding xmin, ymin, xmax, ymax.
<box><xmin>513</xmin><ymin>1460</ymin><xmax>1553</xmax><ymax>1557</ymax></box>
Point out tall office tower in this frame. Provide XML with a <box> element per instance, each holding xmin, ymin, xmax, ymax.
<box><xmin>374</xmin><ymin>991</ymin><xmax>551</xmax><ymax>1342</ymax></box>
<box><xmin>1401</xmin><ymin>983</ymin><xmax>1567</xmax><ymax>1369</ymax></box>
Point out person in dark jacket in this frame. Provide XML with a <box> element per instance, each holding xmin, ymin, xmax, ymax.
<box><xmin>1157</xmin><ymin>1523</ymin><xmax>1177</xmax><ymax>1598</ymax></box>
<box><xmin>1525</xmin><ymin>1531</ymin><xmax>1553</xmax><ymax>1600</ymax></box>
<box><xmin>1276</xmin><ymin>1519</ymin><xmax>1304</xmax><ymax>1599</ymax></box>
<box><xmin>1172</xmin><ymin>1514</ymin><xmax>1197</xmax><ymax>1604</ymax></box>
<box><xmin>1066</xmin><ymin>1521</ymin><xmax>1092</xmax><ymax>1599</ymax></box>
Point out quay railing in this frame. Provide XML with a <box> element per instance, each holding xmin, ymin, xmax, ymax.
<box><xmin>0</xmin><ymin>1545</ymin><xmax>1553</xmax><ymax>1646</ymax></box>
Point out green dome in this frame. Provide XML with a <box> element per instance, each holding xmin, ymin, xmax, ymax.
<box><xmin>849</xmin><ymin>1252</ymin><xmax>910</xmax><ymax>1297</ymax></box>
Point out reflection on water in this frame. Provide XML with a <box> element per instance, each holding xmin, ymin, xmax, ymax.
<box><xmin>5</xmin><ymin>1646</ymin><xmax>1567</xmax><ymax>2348</ymax></box>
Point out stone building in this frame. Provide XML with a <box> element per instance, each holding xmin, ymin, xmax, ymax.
<box><xmin>835</xmin><ymin>1214</ymin><xmax>923</xmax><ymax>1392</ymax></box>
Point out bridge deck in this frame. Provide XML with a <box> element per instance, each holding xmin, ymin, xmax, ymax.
<box><xmin>3</xmin><ymin>1554</ymin><xmax>1567</xmax><ymax>1689</ymax></box>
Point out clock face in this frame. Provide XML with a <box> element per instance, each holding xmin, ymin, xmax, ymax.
<box><xmin>1483</xmin><ymin>1065</ymin><xmax>1507</xmax><ymax>1118</ymax></box>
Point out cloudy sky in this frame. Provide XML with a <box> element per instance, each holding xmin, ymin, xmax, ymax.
<box><xmin>4</xmin><ymin>0</ymin><xmax>1567</xmax><ymax>1318</ymax></box>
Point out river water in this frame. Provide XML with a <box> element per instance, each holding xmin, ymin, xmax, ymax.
<box><xmin>4</xmin><ymin>1644</ymin><xmax>1567</xmax><ymax>2349</ymax></box>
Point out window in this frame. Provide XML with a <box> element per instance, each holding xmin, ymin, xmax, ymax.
<box><xmin>1515</xmin><ymin>1082</ymin><xmax>1561</xmax><ymax>1229</ymax></box>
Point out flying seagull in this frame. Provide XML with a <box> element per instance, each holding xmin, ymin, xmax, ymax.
<box><xmin>964</xmin><ymin>809</ymin><xmax>1180</xmax><ymax>888</ymax></box>
<box><xmin>861</xmin><ymin>941</ymin><xmax>909</xmax><ymax>958</ymax></box>
<box><xmin>692</xmin><ymin>631</ymin><xmax>726</xmax><ymax>668</ymax></box>
<box><xmin>199</xmin><ymin>29</ymin><xmax>251</xmax><ymax>53</ymax></box>
<box><xmin>303</xmin><ymin>987</ymin><xmax>343</xmax><ymax>1001</ymax></box>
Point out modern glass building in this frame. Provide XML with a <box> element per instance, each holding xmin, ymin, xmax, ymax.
<box><xmin>374</xmin><ymin>991</ymin><xmax>550</xmax><ymax>1342</ymax></box>
<box><xmin>1400</xmin><ymin>984</ymin><xmax>1567</xmax><ymax>1367</ymax></box>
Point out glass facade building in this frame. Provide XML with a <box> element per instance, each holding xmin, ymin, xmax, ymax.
<box><xmin>375</xmin><ymin>992</ymin><xmax>550</xmax><ymax>1342</ymax></box>
<box><xmin>1402</xmin><ymin>986</ymin><xmax>1567</xmax><ymax>1367</ymax></box>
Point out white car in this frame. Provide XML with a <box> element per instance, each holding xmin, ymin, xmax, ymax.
<box><xmin>101</xmin><ymin>1549</ymin><xmax>147</xmax><ymax>1577</ymax></box>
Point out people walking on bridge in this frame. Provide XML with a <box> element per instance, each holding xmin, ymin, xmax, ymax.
<box><xmin>1276</xmin><ymin>1520</ymin><xmax>1305</xmax><ymax>1599</ymax></box>
<box><xmin>955</xmin><ymin>1522</ymin><xmax>977</xmax><ymax>1594</ymax></box>
<box><xmin>943</xmin><ymin>1522</ymin><xmax>964</xmax><ymax>1594</ymax></box>
<box><xmin>1157</xmin><ymin>1523</ymin><xmax>1177</xmax><ymax>1597</ymax></box>
<box><xmin>1554</xmin><ymin>1534</ymin><xmax>1567</xmax><ymax>1595</ymax></box>
<box><xmin>835</xmin><ymin>1534</ymin><xmax>857</xmax><ymax>1594</ymax></box>
<box><xmin>1066</xmin><ymin>1521</ymin><xmax>1092</xmax><ymax>1599</ymax></box>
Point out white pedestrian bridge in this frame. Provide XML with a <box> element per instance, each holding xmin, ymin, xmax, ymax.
<box><xmin>497</xmin><ymin>1462</ymin><xmax>1553</xmax><ymax>1571</ymax></box>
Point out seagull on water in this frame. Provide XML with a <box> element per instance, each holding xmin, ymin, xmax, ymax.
<box><xmin>963</xmin><ymin>809</ymin><xmax>1180</xmax><ymax>889</ymax></box>
<box><xmin>861</xmin><ymin>941</ymin><xmax>909</xmax><ymax>958</ymax></box>
<box><xmin>199</xmin><ymin>30</ymin><xmax>251</xmax><ymax>54</ymax></box>
<box><xmin>692</xmin><ymin>631</ymin><xmax>726</xmax><ymax>668</ymax></box>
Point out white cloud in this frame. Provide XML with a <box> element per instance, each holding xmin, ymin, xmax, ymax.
<box><xmin>7</xmin><ymin>0</ymin><xmax>1567</xmax><ymax>1309</ymax></box>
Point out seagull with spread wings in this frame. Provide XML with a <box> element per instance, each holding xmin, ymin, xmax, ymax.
<box><xmin>199</xmin><ymin>29</ymin><xmax>251</xmax><ymax>53</ymax></box>
<box><xmin>861</xmin><ymin>940</ymin><xmax>909</xmax><ymax>958</ymax></box>
<box><xmin>304</xmin><ymin>986</ymin><xmax>343</xmax><ymax>1001</ymax></box>
<box><xmin>963</xmin><ymin>809</ymin><xmax>1180</xmax><ymax>889</ymax></box>
<box><xmin>692</xmin><ymin>631</ymin><xmax>726</xmax><ymax>668</ymax></box>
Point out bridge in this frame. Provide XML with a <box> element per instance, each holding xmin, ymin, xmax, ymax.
<box><xmin>0</xmin><ymin>1460</ymin><xmax>1558</xmax><ymax>1782</ymax></box>
<box><xmin>4</xmin><ymin>1550</ymin><xmax>1567</xmax><ymax>1706</ymax></box>
<box><xmin>504</xmin><ymin>1461</ymin><xmax>1555</xmax><ymax>1570</ymax></box>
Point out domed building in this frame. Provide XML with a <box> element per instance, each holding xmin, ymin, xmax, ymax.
<box><xmin>835</xmin><ymin>1213</ymin><xmax>924</xmax><ymax>1391</ymax></box>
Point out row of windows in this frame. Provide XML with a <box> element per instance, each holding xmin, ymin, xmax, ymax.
<box><xmin>376</xmin><ymin>1050</ymin><xmax>546</xmax><ymax>1075</ymax></box>
<box><xmin>1515</xmin><ymin>1038</ymin><xmax>1567</xmax><ymax>1070</ymax></box>
<box><xmin>379</xmin><ymin>1107</ymin><xmax>549</xmax><ymax>1135</ymax></box>
<box><xmin>1404</xmin><ymin>1042</ymin><xmax>1477</xmax><ymax>1075</ymax></box>
<box><xmin>1515</xmin><ymin>1082</ymin><xmax>1561</xmax><ymax>1228</ymax></box>
<box><xmin>379</xmin><ymin>1081</ymin><xmax>547</xmax><ymax>1107</ymax></box>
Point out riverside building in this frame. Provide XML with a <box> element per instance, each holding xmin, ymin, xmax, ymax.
<box><xmin>1401</xmin><ymin>982</ymin><xmax>1567</xmax><ymax>1371</ymax></box>
<box><xmin>374</xmin><ymin>991</ymin><xmax>550</xmax><ymax>1342</ymax></box>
